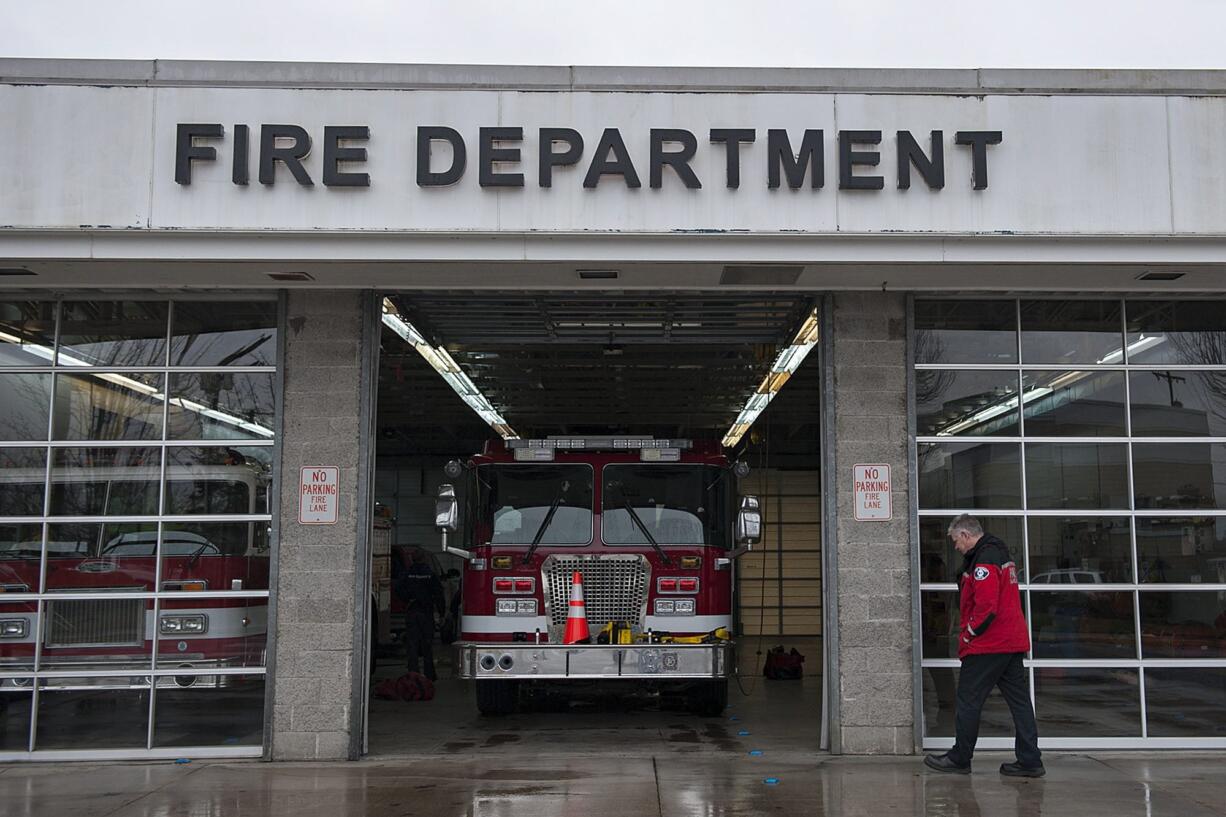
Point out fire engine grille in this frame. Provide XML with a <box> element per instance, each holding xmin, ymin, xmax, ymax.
<box><xmin>44</xmin><ymin>596</ymin><xmax>146</xmax><ymax>647</ymax></box>
<box><xmin>542</xmin><ymin>555</ymin><xmax>650</xmax><ymax>637</ymax></box>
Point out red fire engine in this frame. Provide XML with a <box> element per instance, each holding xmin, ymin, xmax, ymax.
<box><xmin>433</xmin><ymin>437</ymin><xmax>761</xmax><ymax>716</ymax></box>
<box><xmin>0</xmin><ymin>462</ymin><xmax>269</xmax><ymax>690</ymax></box>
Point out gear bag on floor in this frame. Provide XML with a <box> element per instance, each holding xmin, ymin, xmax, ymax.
<box><xmin>763</xmin><ymin>646</ymin><xmax>805</xmax><ymax>680</ymax></box>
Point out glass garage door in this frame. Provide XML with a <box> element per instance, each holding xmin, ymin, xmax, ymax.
<box><xmin>0</xmin><ymin>298</ymin><xmax>278</xmax><ymax>759</ymax></box>
<box><xmin>914</xmin><ymin>298</ymin><xmax>1226</xmax><ymax>748</ymax></box>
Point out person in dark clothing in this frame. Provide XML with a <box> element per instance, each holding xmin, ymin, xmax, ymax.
<box><xmin>925</xmin><ymin>514</ymin><xmax>1045</xmax><ymax>778</ymax></box>
<box><xmin>394</xmin><ymin>547</ymin><xmax>446</xmax><ymax>681</ymax></box>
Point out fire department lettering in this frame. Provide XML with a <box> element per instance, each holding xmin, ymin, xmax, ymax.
<box><xmin>973</xmin><ymin>566</ymin><xmax>990</xmax><ymax>581</ymax></box>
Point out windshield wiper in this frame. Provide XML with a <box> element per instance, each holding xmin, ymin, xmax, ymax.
<box><xmin>620</xmin><ymin>498</ymin><xmax>672</xmax><ymax>567</ymax></box>
<box><xmin>523</xmin><ymin>481</ymin><xmax>568</xmax><ymax>565</ymax></box>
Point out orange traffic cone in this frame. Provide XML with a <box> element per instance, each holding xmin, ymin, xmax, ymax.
<box><xmin>563</xmin><ymin>570</ymin><xmax>591</xmax><ymax>644</ymax></box>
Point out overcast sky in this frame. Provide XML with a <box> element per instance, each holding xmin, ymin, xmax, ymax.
<box><xmin>2</xmin><ymin>1</ymin><xmax>1224</xmax><ymax>68</ymax></box>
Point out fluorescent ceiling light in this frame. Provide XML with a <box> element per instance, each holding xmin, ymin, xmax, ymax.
<box><xmin>0</xmin><ymin>330</ymin><xmax>273</xmax><ymax>438</ymax></box>
<box><xmin>721</xmin><ymin>307</ymin><xmax>819</xmax><ymax>449</ymax></box>
<box><xmin>381</xmin><ymin>298</ymin><xmax>518</xmax><ymax>440</ymax></box>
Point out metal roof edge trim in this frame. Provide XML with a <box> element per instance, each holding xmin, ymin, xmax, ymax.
<box><xmin>0</xmin><ymin>59</ymin><xmax>1225</xmax><ymax>95</ymax></box>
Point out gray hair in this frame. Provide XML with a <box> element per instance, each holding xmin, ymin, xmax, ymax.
<box><xmin>946</xmin><ymin>514</ymin><xmax>984</xmax><ymax>539</ymax></box>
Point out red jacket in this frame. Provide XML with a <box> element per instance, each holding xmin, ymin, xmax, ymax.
<box><xmin>958</xmin><ymin>534</ymin><xmax>1030</xmax><ymax>658</ymax></box>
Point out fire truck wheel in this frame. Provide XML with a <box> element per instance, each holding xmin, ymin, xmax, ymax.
<box><xmin>475</xmin><ymin>679</ymin><xmax>519</xmax><ymax>716</ymax></box>
<box><xmin>689</xmin><ymin>679</ymin><xmax>729</xmax><ymax>716</ymax></box>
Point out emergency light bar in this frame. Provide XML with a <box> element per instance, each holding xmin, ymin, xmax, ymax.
<box><xmin>507</xmin><ymin>437</ymin><xmax>692</xmax><ymax>450</ymax></box>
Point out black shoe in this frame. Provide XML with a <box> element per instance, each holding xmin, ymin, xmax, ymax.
<box><xmin>1000</xmin><ymin>762</ymin><xmax>1045</xmax><ymax>778</ymax></box>
<box><xmin>924</xmin><ymin>754</ymin><xmax>971</xmax><ymax>774</ymax></box>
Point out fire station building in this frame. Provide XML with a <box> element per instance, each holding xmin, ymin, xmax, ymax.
<box><xmin>0</xmin><ymin>59</ymin><xmax>1224</xmax><ymax>761</ymax></box>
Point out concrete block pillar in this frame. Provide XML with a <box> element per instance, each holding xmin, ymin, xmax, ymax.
<box><xmin>270</xmin><ymin>291</ymin><xmax>371</xmax><ymax>760</ymax></box>
<box><xmin>830</xmin><ymin>292</ymin><xmax>915</xmax><ymax>754</ymax></box>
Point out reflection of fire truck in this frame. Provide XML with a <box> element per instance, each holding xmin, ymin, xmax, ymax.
<box><xmin>433</xmin><ymin>438</ymin><xmax>760</xmax><ymax>716</ymax></box>
<box><xmin>0</xmin><ymin>463</ymin><xmax>269</xmax><ymax>689</ymax></box>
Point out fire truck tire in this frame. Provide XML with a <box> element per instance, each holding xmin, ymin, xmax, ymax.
<box><xmin>689</xmin><ymin>679</ymin><xmax>729</xmax><ymax>716</ymax></box>
<box><xmin>475</xmin><ymin>679</ymin><xmax>519</xmax><ymax>716</ymax></box>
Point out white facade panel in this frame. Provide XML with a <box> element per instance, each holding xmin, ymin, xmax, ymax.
<box><xmin>1167</xmin><ymin>96</ymin><xmax>1226</xmax><ymax>234</ymax></box>
<box><xmin>0</xmin><ymin>76</ymin><xmax>1223</xmax><ymax>238</ymax></box>
<box><xmin>0</xmin><ymin>85</ymin><xmax>153</xmax><ymax>229</ymax></box>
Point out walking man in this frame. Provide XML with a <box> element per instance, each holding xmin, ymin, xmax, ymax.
<box><xmin>924</xmin><ymin>514</ymin><xmax>1045</xmax><ymax>777</ymax></box>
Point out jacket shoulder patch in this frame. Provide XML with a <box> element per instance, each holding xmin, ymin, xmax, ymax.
<box><xmin>973</xmin><ymin>565</ymin><xmax>991</xmax><ymax>581</ymax></box>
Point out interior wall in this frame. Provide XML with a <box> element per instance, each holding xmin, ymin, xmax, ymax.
<box><xmin>737</xmin><ymin>468</ymin><xmax>822</xmax><ymax>638</ymax></box>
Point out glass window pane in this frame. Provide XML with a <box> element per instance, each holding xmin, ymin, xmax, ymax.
<box><xmin>1136</xmin><ymin>516</ymin><xmax>1226</xmax><ymax>583</ymax></box>
<box><xmin>917</xmin><ymin>442</ymin><xmax>1022</xmax><ymax>509</ymax></box>
<box><xmin>922</xmin><ymin>665</ymin><xmax>1021</xmax><ymax>738</ymax></box>
<box><xmin>0</xmin><ymin>523</ymin><xmax>42</xmax><ymax>595</ymax></box>
<box><xmin>0</xmin><ymin>686</ymin><xmax>32</xmax><ymax>751</ymax></box>
<box><xmin>159</xmin><ymin>522</ymin><xmax>270</xmax><ymax>592</ymax></box>
<box><xmin>43</xmin><ymin>522</ymin><xmax>159</xmax><ymax>591</ymax></box>
<box><xmin>153</xmin><ymin>676</ymin><xmax>264</xmax><ymax>747</ymax></box>
<box><xmin>0</xmin><ymin>301</ymin><xmax>55</xmax><ymax>367</ymax></box>
<box><xmin>1126</xmin><ymin>300</ymin><xmax>1226</xmax><ymax>366</ymax></box>
<box><xmin>0</xmin><ymin>601</ymin><xmax>38</xmax><ymax>672</ymax></box>
<box><xmin>1025</xmin><ymin>443</ymin><xmax>1129</xmax><ymax>510</ymax></box>
<box><xmin>58</xmin><ymin>301</ymin><xmax>168</xmax><ymax>367</ymax></box>
<box><xmin>921</xmin><ymin>590</ymin><xmax>959</xmax><ymax>658</ymax></box>
<box><xmin>38</xmin><ymin>593</ymin><xmax>153</xmax><ymax>674</ymax></box>
<box><xmin>921</xmin><ymin>516</ymin><xmax>1023</xmax><ymax>583</ymax></box>
<box><xmin>166</xmin><ymin>372</ymin><xmax>276</xmax><ymax>441</ymax></box>
<box><xmin>1029</xmin><ymin>591</ymin><xmax>1136</xmax><ymax>659</ymax></box>
<box><xmin>0</xmin><ymin>449</ymin><xmax>46</xmax><ymax>517</ymax></box>
<box><xmin>49</xmin><ymin>447</ymin><xmax>161</xmax><ymax>516</ymax></box>
<box><xmin>1027</xmin><ymin>516</ymin><xmax>1133</xmax><ymax>584</ymax></box>
<box><xmin>1139</xmin><ymin>591</ymin><xmax>1226</xmax><ymax>659</ymax></box>
<box><xmin>916</xmin><ymin>370</ymin><xmax>1019</xmax><ymax>437</ymax></box>
<box><xmin>1020</xmin><ymin>300</ymin><xmax>1125</xmax><ymax>365</ymax></box>
<box><xmin>1145</xmin><ymin>668</ymin><xmax>1226</xmax><ymax>738</ymax></box>
<box><xmin>1129</xmin><ymin>370</ymin><xmax>1226</xmax><ymax>437</ymax></box>
<box><xmin>1133</xmin><ymin>443</ymin><xmax>1226</xmax><ymax>511</ymax></box>
<box><xmin>156</xmin><ymin>598</ymin><xmax>267</xmax><ymax>668</ymax></box>
<box><xmin>170</xmin><ymin>301</ymin><xmax>278</xmax><ymax>367</ymax></box>
<box><xmin>0</xmin><ymin>373</ymin><xmax>51</xmax><ymax>441</ymax></box>
<box><xmin>914</xmin><ymin>300</ymin><xmax>1018</xmax><ymax>364</ymax></box>
<box><xmin>52</xmin><ymin>372</ymin><xmax>164</xmax><ymax>442</ymax></box>
<box><xmin>164</xmin><ymin>447</ymin><xmax>272</xmax><ymax>516</ymax></box>
<box><xmin>34</xmin><ymin>683</ymin><xmax>150</xmax><ymax>750</ymax></box>
<box><xmin>1034</xmin><ymin>667</ymin><xmax>1141</xmax><ymax>737</ymax></box>
<box><xmin>1021</xmin><ymin>370</ymin><xmax>1126</xmax><ymax>437</ymax></box>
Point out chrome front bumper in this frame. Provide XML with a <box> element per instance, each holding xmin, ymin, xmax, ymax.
<box><xmin>456</xmin><ymin>642</ymin><xmax>730</xmax><ymax>680</ymax></box>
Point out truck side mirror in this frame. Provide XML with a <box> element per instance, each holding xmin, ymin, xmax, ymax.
<box><xmin>736</xmin><ymin>495</ymin><xmax>762</xmax><ymax>547</ymax></box>
<box><xmin>435</xmin><ymin>484</ymin><xmax>458</xmax><ymax>532</ymax></box>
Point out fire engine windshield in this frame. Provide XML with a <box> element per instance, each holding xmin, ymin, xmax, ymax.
<box><xmin>601</xmin><ymin>464</ymin><xmax>731</xmax><ymax>548</ymax></box>
<box><xmin>475</xmin><ymin>464</ymin><xmax>594</xmax><ymax>545</ymax></box>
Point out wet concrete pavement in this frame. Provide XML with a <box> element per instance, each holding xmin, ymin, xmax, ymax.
<box><xmin>1</xmin><ymin>752</ymin><xmax>1224</xmax><ymax>817</ymax></box>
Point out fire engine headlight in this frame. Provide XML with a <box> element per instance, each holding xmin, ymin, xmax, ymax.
<box><xmin>496</xmin><ymin>599</ymin><xmax>537</xmax><ymax>616</ymax></box>
<box><xmin>0</xmin><ymin>619</ymin><xmax>27</xmax><ymax>638</ymax></box>
<box><xmin>654</xmin><ymin>599</ymin><xmax>694</xmax><ymax>616</ymax></box>
<box><xmin>160</xmin><ymin>614</ymin><xmax>209</xmax><ymax>635</ymax></box>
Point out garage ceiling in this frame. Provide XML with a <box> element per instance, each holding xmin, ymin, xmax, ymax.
<box><xmin>377</xmin><ymin>291</ymin><xmax>820</xmax><ymax>458</ymax></box>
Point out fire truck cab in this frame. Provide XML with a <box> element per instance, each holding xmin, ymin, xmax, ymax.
<box><xmin>434</xmin><ymin>437</ymin><xmax>761</xmax><ymax>716</ymax></box>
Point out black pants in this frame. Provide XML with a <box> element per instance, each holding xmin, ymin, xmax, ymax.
<box><xmin>950</xmin><ymin>652</ymin><xmax>1041</xmax><ymax>768</ymax></box>
<box><xmin>405</xmin><ymin>610</ymin><xmax>437</xmax><ymax>681</ymax></box>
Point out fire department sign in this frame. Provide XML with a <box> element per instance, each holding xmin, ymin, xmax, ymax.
<box><xmin>300</xmin><ymin>466</ymin><xmax>340</xmax><ymax>525</ymax></box>
<box><xmin>853</xmin><ymin>464</ymin><xmax>892</xmax><ymax>521</ymax></box>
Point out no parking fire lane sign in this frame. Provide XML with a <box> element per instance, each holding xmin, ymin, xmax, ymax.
<box><xmin>853</xmin><ymin>464</ymin><xmax>892</xmax><ymax>521</ymax></box>
<box><xmin>300</xmin><ymin>466</ymin><xmax>340</xmax><ymax>525</ymax></box>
